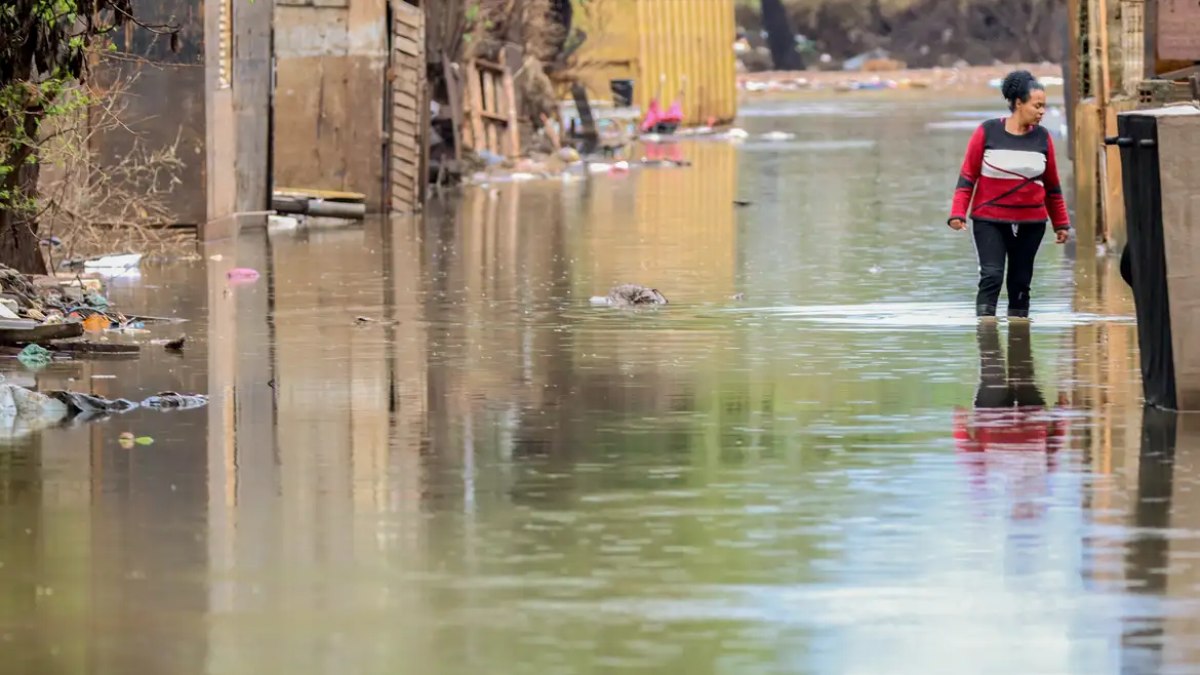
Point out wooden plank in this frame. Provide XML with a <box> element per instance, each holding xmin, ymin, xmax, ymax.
<box><xmin>394</xmin><ymin>35</ymin><xmax>421</xmax><ymax>57</ymax></box>
<box><xmin>394</xmin><ymin>3</ymin><xmax>423</xmax><ymax>29</ymax></box>
<box><xmin>1073</xmin><ymin>99</ymin><xmax>1100</xmax><ymax>246</ymax></box>
<box><xmin>390</xmin><ymin>132</ymin><xmax>418</xmax><ymax>152</ymax></box>
<box><xmin>465</xmin><ymin>61</ymin><xmax>487</xmax><ymax>152</ymax></box>
<box><xmin>393</xmin><ymin>116</ymin><xmax>417</xmax><ymax>133</ymax></box>
<box><xmin>475</xmin><ymin>59</ymin><xmax>504</xmax><ymax>73</ymax></box>
<box><xmin>1066</xmin><ymin>0</ymin><xmax>1082</xmax><ymax>156</ymax></box>
<box><xmin>393</xmin><ymin>90</ymin><xmax>418</xmax><ymax>111</ymax></box>
<box><xmin>388</xmin><ymin>1</ymin><xmax>425</xmax><ymax>213</ymax></box>
<box><xmin>1102</xmin><ymin>101</ymin><xmax>1134</xmax><ymax>246</ymax></box>
<box><xmin>482</xmin><ymin>70</ymin><xmax>499</xmax><ymax>153</ymax></box>
<box><xmin>500</xmin><ymin>47</ymin><xmax>520</xmax><ymax>158</ymax></box>
<box><xmin>443</xmin><ymin>58</ymin><xmax>465</xmax><ymax>160</ymax></box>
<box><xmin>232</xmin><ymin>0</ymin><xmax>273</xmax><ymax>211</ymax></box>
<box><xmin>391</xmin><ymin>164</ymin><xmax>417</xmax><ymax>181</ymax></box>
<box><xmin>1097</xmin><ymin>0</ymin><xmax>1112</xmax><ymax>105</ymax></box>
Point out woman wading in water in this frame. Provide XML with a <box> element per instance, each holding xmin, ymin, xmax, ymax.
<box><xmin>948</xmin><ymin>70</ymin><xmax>1071</xmax><ymax>319</ymax></box>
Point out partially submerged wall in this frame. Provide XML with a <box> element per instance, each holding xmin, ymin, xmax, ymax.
<box><xmin>274</xmin><ymin>0</ymin><xmax>389</xmax><ymax>211</ymax></box>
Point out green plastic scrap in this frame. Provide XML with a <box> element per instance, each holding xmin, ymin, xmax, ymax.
<box><xmin>85</xmin><ymin>293</ymin><xmax>110</xmax><ymax>309</ymax></box>
<box><xmin>17</xmin><ymin>344</ymin><xmax>52</xmax><ymax>368</ymax></box>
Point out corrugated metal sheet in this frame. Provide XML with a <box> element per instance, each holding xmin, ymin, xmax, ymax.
<box><xmin>573</xmin><ymin>0</ymin><xmax>737</xmax><ymax>126</ymax></box>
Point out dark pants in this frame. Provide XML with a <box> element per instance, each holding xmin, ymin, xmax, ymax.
<box><xmin>973</xmin><ymin>220</ymin><xmax>1046</xmax><ymax>317</ymax></box>
<box><xmin>974</xmin><ymin>321</ymin><xmax>1046</xmax><ymax>409</ymax></box>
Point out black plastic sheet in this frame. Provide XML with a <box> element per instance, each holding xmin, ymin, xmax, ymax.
<box><xmin>1117</xmin><ymin>113</ymin><xmax>1177</xmax><ymax>409</ymax></box>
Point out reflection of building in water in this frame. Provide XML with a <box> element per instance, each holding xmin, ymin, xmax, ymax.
<box><xmin>568</xmin><ymin>141</ymin><xmax>738</xmax><ymax>303</ymax></box>
<box><xmin>199</xmin><ymin>219</ymin><xmax>441</xmax><ymax>670</ymax></box>
<box><xmin>1070</xmin><ymin>250</ymin><xmax>1141</xmax><ymax>594</ymax></box>
<box><xmin>1154</xmin><ymin>413</ymin><xmax>1200</xmax><ymax>669</ymax></box>
<box><xmin>1113</xmin><ymin>410</ymin><xmax>1200</xmax><ymax>673</ymax></box>
<box><xmin>1071</xmin><ymin>244</ymin><xmax>1140</xmax><ymax>476</ymax></box>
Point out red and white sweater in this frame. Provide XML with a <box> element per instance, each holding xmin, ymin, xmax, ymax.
<box><xmin>950</xmin><ymin>118</ymin><xmax>1071</xmax><ymax>231</ymax></box>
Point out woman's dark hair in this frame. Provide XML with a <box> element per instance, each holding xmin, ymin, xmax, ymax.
<box><xmin>1001</xmin><ymin>70</ymin><xmax>1045</xmax><ymax>111</ymax></box>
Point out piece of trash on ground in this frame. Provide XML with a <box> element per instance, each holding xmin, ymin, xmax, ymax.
<box><xmin>84</xmin><ymin>292</ymin><xmax>109</xmax><ymax>309</ymax></box>
<box><xmin>48</xmin><ymin>390</ymin><xmax>138</xmax><ymax>416</ymax></box>
<box><xmin>355</xmin><ymin>316</ymin><xmax>397</xmax><ymax>326</ymax></box>
<box><xmin>82</xmin><ymin>253</ymin><xmax>142</xmax><ymax>270</ymax></box>
<box><xmin>142</xmin><ymin>392</ymin><xmax>208</xmax><ymax>410</ymax></box>
<box><xmin>82</xmin><ymin>313</ymin><xmax>109</xmax><ymax>332</ymax></box>
<box><xmin>0</xmin><ymin>383</ymin><xmax>69</xmax><ymax>436</ymax></box>
<box><xmin>17</xmin><ymin>344</ymin><xmax>52</xmax><ymax>368</ymax></box>
<box><xmin>118</xmin><ymin>432</ymin><xmax>153</xmax><ymax>448</ymax></box>
<box><xmin>592</xmin><ymin>284</ymin><xmax>669</xmax><ymax>307</ymax></box>
<box><xmin>227</xmin><ymin>268</ymin><xmax>260</xmax><ymax>283</ymax></box>
<box><xmin>268</xmin><ymin>215</ymin><xmax>300</xmax><ymax>230</ymax></box>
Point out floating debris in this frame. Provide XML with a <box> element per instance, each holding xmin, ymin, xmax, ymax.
<box><xmin>17</xmin><ymin>344</ymin><xmax>52</xmax><ymax>368</ymax></box>
<box><xmin>163</xmin><ymin>336</ymin><xmax>187</xmax><ymax>352</ymax></box>
<box><xmin>48</xmin><ymin>391</ymin><xmax>138</xmax><ymax>415</ymax></box>
<box><xmin>142</xmin><ymin>392</ymin><xmax>208</xmax><ymax>410</ymax></box>
<box><xmin>117</xmin><ymin>431</ymin><xmax>153</xmax><ymax>449</ymax></box>
<box><xmin>227</xmin><ymin>268</ymin><xmax>261</xmax><ymax>284</ymax></box>
<box><xmin>592</xmin><ymin>284</ymin><xmax>669</xmax><ymax>307</ymax></box>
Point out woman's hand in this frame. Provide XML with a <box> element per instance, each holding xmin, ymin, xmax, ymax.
<box><xmin>948</xmin><ymin>218</ymin><xmax>967</xmax><ymax>231</ymax></box>
<box><xmin>1055</xmin><ymin>228</ymin><xmax>1069</xmax><ymax>244</ymax></box>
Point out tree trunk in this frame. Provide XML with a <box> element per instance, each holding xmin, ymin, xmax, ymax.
<box><xmin>0</xmin><ymin>118</ymin><xmax>48</xmax><ymax>274</ymax></box>
<box><xmin>760</xmin><ymin>0</ymin><xmax>805</xmax><ymax>71</ymax></box>
<box><xmin>0</xmin><ymin>89</ymin><xmax>49</xmax><ymax>274</ymax></box>
<box><xmin>0</xmin><ymin>171</ymin><xmax>48</xmax><ymax>275</ymax></box>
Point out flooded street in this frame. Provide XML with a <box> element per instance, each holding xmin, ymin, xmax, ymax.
<box><xmin>4</xmin><ymin>97</ymin><xmax>1196</xmax><ymax>674</ymax></box>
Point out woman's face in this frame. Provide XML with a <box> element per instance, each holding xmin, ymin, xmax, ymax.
<box><xmin>1015</xmin><ymin>89</ymin><xmax>1047</xmax><ymax>127</ymax></box>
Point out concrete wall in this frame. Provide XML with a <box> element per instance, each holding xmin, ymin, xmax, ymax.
<box><xmin>274</xmin><ymin>0</ymin><xmax>389</xmax><ymax>211</ymax></box>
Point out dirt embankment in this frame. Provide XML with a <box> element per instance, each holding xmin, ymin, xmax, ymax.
<box><xmin>736</xmin><ymin>0</ymin><xmax>1067</xmax><ymax>70</ymax></box>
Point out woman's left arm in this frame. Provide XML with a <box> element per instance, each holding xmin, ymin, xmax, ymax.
<box><xmin>1044</xmin><ymin>135</ymin><xmax>1071</xmax><ymax>243</ymax></box>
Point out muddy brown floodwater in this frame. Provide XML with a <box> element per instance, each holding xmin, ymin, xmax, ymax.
<box><xmin>3</xmin><ymin>97</ymin><xmax>1196</xmax><ymax>675</ymax></box>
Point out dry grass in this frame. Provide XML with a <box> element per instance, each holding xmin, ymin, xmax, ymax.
<box><xmin>35</xmin><ymin>63</ymin><xmax>191</xmax><ymax>265</ymax></box>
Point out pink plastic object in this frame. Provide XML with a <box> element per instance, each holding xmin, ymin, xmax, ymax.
<box><xmin>227</xmin><ymin>268</ymin><xmax>260</xmax><ymax>283</ymax></box>
<box><xmin>640</xmin><ymin>98</ymin><xmax>663</xmax><ymax>133</ymax></box>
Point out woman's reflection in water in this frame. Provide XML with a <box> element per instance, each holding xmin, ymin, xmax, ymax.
<box><xmin>954</xmin><ymin>321</ymin><xmax>1069</xmax><ymax>521</ymax></box>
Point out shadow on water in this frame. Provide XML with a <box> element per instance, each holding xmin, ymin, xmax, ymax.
<box><xmin>4</xmin><ymin>98</ymin><xmax>1198</xmax><ymax>674</ymax></box>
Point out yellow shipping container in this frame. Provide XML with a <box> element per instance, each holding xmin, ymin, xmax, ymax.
<box><xmin>569</xmin><ymin>0</ymin><xmax>738</xmax><ymax>126</ymax></box>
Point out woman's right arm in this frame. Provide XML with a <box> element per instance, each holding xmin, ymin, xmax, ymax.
<box><xmin>949</xmin><ymin>125</ymin><xmax>986</xmax><ymax>228</ymax></box>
